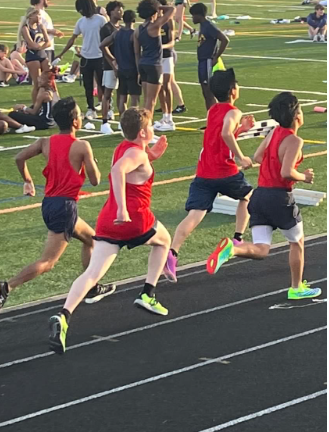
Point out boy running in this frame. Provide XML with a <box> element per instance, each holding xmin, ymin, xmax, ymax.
<box><xmin>100</xmin><ymin>10</ymin><xmax>141</xmax><ymax>121</ymax></box>
<box><xmin>207</xmin><ymin>92</ymin><xmax>322</xmax><ymax>300</ymax></box>
<box><xmin>0</xmin><ymin>97</ymin><xmax>115</xmax><ymax>310</ymax></box>
<box><xmin>190</xmin><ymin>3</ymin><xmax>229</xmax><ymax>111</ymax></box>
<box><xmin>164</xmin><ymin>69</ymin><xmax>254</xmax><ymax>282</ymax></box>
<box><xmin>49</xmin><ymin>107</ymin><xmax>171</xmax><ymax>354</ymax></box>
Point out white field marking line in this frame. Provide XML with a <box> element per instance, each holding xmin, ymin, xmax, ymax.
<box><xmin>198</xmin><ymin>389</ymin><xmax>327</xmax><ymax>432</ymax></box>
<box><xmin>176</xmin><ymin>51</ymin><xmax>327</xmax><ymax>63</ymax></box>
<box><xmin>286</xmin><ymin>39</ymin><xmax>327</xmax><ymax>44</ymax></box>
<box><xmin>0</xmin><ymin>276</ymin><xmax>326</xmax><ymax>369</ymax></box>
<box><xmin>0</xmin><ymin>327</ymin><xmax>325</xmax><ymax>428</ymax></box>
<box><xmin>2</xmin><ymin>233</ymin><xmax>326</xmax><ymax>315</ymax></box>
<box><xmin>176</xmin><ymin>81</ymin><xmax>328</xmax><ymax>96</ymax></box>
<box><xmin>0</xmin><ymin>144</ymin><xmax>30</xmax><ymax>152</ymax></box>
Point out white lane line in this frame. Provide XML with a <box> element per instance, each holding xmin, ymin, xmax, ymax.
<box><xmin>0</xmin><ymin>277</ymin><xmax>326</xmax><ymax>369</ymax></box>
<box><xmin>0</xmin><ymin>238</ymin><xmax>326</xmax><ymax>322</ymax></box>
<box><xmin>176</xmin><ymin>81</ymin><xmax>327</xmax><ymax>96</ymax></box>
<box><xmin>198</xmin><ymin>389</ymin><xmax>327</xmax><ymax>431</ymax></box>
<box><xmin>0</xmin><ymin>326</ymin><xmax>325</xmax><ymax>428</ymax></box>
<box><xmin>176</xmin><ymin>51</ymin><xmax>327</xmax><ymax>63</ymax></box>
<box><xmin>0</xmin><ymin>144</ymin><xmax>30</xmax><ymax>152</ymax></box>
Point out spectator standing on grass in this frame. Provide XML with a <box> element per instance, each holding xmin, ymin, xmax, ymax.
<box><xmin>99</xmin><ymin>1</ymin><xmax>124</xmax><ymax>135</ymax></box>
<box><xmin>307</xmin><ymin>4</ymin><xmax>327</xmax><ymax>42</ymax></box>
<box><xmin>55</xmin><ymin>0</ymin><xmax>107</xmax><ymax>120</ymax></box>
<box><xmin>0</xmin><ymin>97</ymin><xmax>116</xmax><ymax>311</ymax></box>
<box><xmin>206</xmin><ymin>92</ymin><xmax>322</xmax><ymax>302</ymax></box>
<box><xmin>190</xmin><ymin>3</ymin><xmax>229</xmax><ymax>112</ymax></box>
<box><xmin>17</xmin><ymin>7</ymin><xmax>51</xmax><ymax>103</ymax></box>
<box><xmin>31</xmin><ymin>0</ymin><xmax>64</xmax><ymax>63</ymax></box>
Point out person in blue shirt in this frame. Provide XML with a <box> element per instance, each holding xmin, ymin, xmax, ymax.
<box><xmin>307</xmin><ymin>4</ymin><xmax>327</xmax><ymax>42</ymax></box>
<box><xmin>190</xmin><ymin>2</ymin><xmax>229</xmax><ymax>111</ymax></box>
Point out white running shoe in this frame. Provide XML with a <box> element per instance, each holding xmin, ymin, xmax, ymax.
<box><xmin>0</xmin><ymin>82</ymin><xmax>9</xmax><ymax>87</ymax></box>
<box><xmin>154</xmin><ymin>121</ymin><xmax>176</xmax><ymax>132</ymax></box>
<box><xmin>15</xmin><ymin>125</ymin><xmax>36</xmax><ymax>134</ymax></box>
<box><xmin>62</xmin><ymin>74</ymin><xmax>76</xmax><ymax>83</ymax></box>
<box><xmin>84</xmin><ymin>122</ymin><xmax>96</xmax><ymax>130</ymax></box>
<box><xmin>95</xmin><ymin>102</ymin><xmax>102</xmax><ymax>112</ymax></box>
<box><xmin>153</xmin><ymin>118</ymin><xmax>165</xmax><ymax>128</ymax></box>
<box><xmin>85</xmin><ymin>109</ymin><xmax>97</xmax><ymax>120</ymax></box>
<box><xmin>320</xmin><ymin>35</ymin><xmax>326</xmax><ymax>42</ymax></box>
<box><xmin>149</xmin><ymin>135</ymin><xmax>160</xmax><ymax>144</ymax></box>
<box><xmin>100</xmin><ymin>123</ymin><xmax>114</xmax><ymax>135</ymax></box>
<box><xmin>313</xmin><ymin>35</ymin><xmax>318</xmax><ymax>42</ymax></box>
<box><xmin>107</xmin><ymin>110</ymin><xmax>115</xmax><ymax>120</ymax></box>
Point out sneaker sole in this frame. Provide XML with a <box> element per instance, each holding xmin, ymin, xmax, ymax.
<box><xmin>163</xmin><ymin>266</ymin><xmax>177</xmax><ymax>283</ymax></box>
<box><xmin>134</xmin><ymin>299</ymin><xmax>168</xmax><ymax>316</ymax></box>
<box><xmin>84</xmin><ymin>284</ymin><xmax>117</xmax><ymax>304</ymax></box>
<box><xmin>288</xmin><ymin>289</ymin><xmax>322</xmax><ymax>300</ymax></box>
<box><xmin>206</xmin><ymin>238</ymin><xmax>232</xmax><ymax>275</ymax></box>
<box><xmin>48</xmin><ymin>316</ymin><xmax>65</xmax><ymax>355</ymax></box>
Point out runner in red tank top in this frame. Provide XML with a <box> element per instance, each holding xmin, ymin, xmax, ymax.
<box><xmin>164</xmin><ymin>69</ymin><xmax>255</xmax><ymax>282</ymax></box>
<box><xmin>207</xmin><ymin>92</ymin><xmax>322</xmax><ymax>300</ymax></box>
<box><xmin>0</xmin><ymin>98</ymin><xmax>116</xmax><ymax>311</ymax></box>
<box><xmin>49</xmin><ymin>108</ymin><xmax>172</xmax><ymax>354</ymax></box>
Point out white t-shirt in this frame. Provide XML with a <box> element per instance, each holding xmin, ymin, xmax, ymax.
<box><xmin>40</xmin><ymin>9</ymin><xmax>54</xmax><ymax>51</ymax></box>
<box><xmin>74</xmin><ymin>14</ymin><xmax>107</xmax><ymax>59</ymax></box>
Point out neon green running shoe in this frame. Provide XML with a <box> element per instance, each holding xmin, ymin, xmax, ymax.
<box><xmin>134</xmin><ymin>293</ymin><xmax>168</xmax><ymax>316</ymax></box>
<box><xmin>59</xmin><ymin>62</ymin><xmax>70</xmax><ymax>74</ymax></box>
<box><xmin>207</xmin><ymin>238</ymin><xmax>234</xmax><ymax>274</ymax></box>
<box><xmin>49</xmin><ymin>314</ymin><xmax>68</xmax><ymax>354</ymax></box>
<box><xmin>287</xmin><ymin>280</ymin><xmax>322</xmax><ymax>300</ymax></box>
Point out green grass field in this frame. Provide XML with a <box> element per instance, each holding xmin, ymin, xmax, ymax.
<box><xmin>0</xmin><ymin>0</ymin><xmax>327</xmax><ymax>306</ymax></box>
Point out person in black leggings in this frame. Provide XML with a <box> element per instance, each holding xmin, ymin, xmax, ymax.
<box><xmin>54</xmin><ymin>0</ymin><xmax>107</xmax><ymax>119</ymax></box>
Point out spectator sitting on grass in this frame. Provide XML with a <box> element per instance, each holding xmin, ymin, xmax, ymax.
<box><xmin>8</xmin><ymin>68</ymin><xmax>57</xmax><ymax>130</ymax></box>
<box><xmin>0</xmin><ymin>112</ymin><xmax>36</xmax><ymax>134</ymax></box>
<box><xmin>0</xmin><ymin>44</ymin><xmax>28</xmax><ymax>86</ymax></box>
<box><xmin>307</xmin><ymin>4</ymin><xmax>327</xmax><ymax>42</ymax></box>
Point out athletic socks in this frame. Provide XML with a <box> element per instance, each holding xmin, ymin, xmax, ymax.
<box><xmin>234</xmin><ymin>232</ymin><xmax>243</xmax><ymax>242</ymax></box>
<box><xmin>61</xmin><ymin>308</ymin><xmax>71</xmax><ymax>324</ymax></box>
<box><xmin>141</xmin><ymin>283</ymin><xmax>155</xmax><ymax>297</ymax></box>
<box><xmin>170</xmin><ymin>248</ymin><xmax>178</xmax><ymax>257</ymax></box>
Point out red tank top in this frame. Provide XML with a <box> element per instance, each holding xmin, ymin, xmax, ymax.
<box><xmin>196</xmin><ymin>103</ymin><xmax>239</xmax><ymax>179</ymax></box>
<box><xmin>96</xmin><ymin>141</ymin><xmax>155</xmax><ymax>240</ymax></box>
<box><xmin>43</xmin><ymin>134</ymin><xmax>86</xmax><ymax>200</ymax></box>
<box><xmin>258</xmin><ymin>126</ymin><xmax>303</xmax><ymax>191</ymax></box>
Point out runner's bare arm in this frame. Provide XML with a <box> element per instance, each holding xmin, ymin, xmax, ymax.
<box><xmin>253</xmin><ymin>129</ymin><xmax>275</xmax><ymax>163</ymax></box>
<box><xmin>146</xmin><ymin>135</ymin><xmax>168</xmax><ymax>162</ymax></box>
<box><xmin>235</xmin><ymin>115</ymin><xmax>255</xmax><ymax>136</ymax></box>
<box><xmin>111</xmin><ymin>149</ymin><xmax>147</xmax><ymax>219</ymax></box>
<box><xmin>133</xmin><ymin>29</ymin><xmax>141</xmax><ymax>72</ymax></box>
<box><xmin>100</xmin><ymin>32</ymin><xmax>118</xmax><ymax>70</ymax></box>
<box><xmin>154</xmin><ymin>6</ymin><xmax>176</xmax><ymax>29</ymax></box>
<box><xmin>222</xmin><ymin>110</ymin><xmax>252</xmax><ymax>169</ymax></box>
<box><xmin>212</xmin><ymin>30</ymin><xmax>229</xmax><ymax>65</ymax></box>
<box><xmin>81</xmin><ymin>140</ymin><xmax>101</xmax><ymax>186</ymax></box>
<box><xmin>162</xmin><ymin>19</ymin><xmax>175</xmax><ymax>50</ymax></box>
<box><xmin>281</xmin><ymin>136</ymin><xmax>312</xmax><ymax>182</ymax></box>
<box><xmin>56</xmin><ymin>34</ymin><xmax>78</xmax><ymax>59</ymax></box>
<box><xmin>15</xmin><ymin>138</ymin><xmax>45</xmax><ymax>196</ymax></box>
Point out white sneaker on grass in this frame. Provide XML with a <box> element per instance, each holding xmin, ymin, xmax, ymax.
<box><xmin>107</xmin><ymin>110</ymin><xmax>115</xmax><ymax>120</ymax></box>
<box><xmin>85</xmin><ymin>109</ymin><xmax>97</xmax><ymax>120</ymax></box>
<box><xmin>15</xmin><ymin>125</ymin><xmax>36</xmax><ymax>134</ymax></box>
<box><xmin>95</xmin><ymin>102</ymin><xmax>102</xmax><ymax>112</ymax></box>
<box><xmin>62</xmin><ymin>74</ymin><xmax>76</xmax><ymax>83</ymax></box>
<box><xmin>154</xmin><ymin>120</ymin><xmax>176</xmax><ymax>132</ymax></box>
<box><xmin>100</xmin><ymin>123</ymin><xmax>114</xmax><ymax>134</ymax></box>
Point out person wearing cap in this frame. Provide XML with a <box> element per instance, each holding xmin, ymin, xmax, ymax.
<box><xmin>163</xmin><ymin>68</ymin><xmax>255</xmax><ymax>283</ymax></box>
<box><xmin>307</xmin><ymin>4</ymin><xmax>327</xmax><ymax>42</ymax></box>
<box><xmin>189</xmin><ymin>2</ymin><xmax>229</xmax><ymax>111</ymax></box>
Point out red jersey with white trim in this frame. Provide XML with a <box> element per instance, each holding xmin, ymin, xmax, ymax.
<box><xmin>196</xmin><ymin>103</ymin><xmax>239</xmax><ymax>179</ymax></box>
<box><xmin>258</xmin><ymin>126</ymin><xmax>303</xmax><ymax>191</ymax></box>
<box><xmin>43</xmin><ymin>134</ymin><xmax>85</xmax><ymax>200</ymax></box>
<box><xmin>96</xmin><ymin>140</ymin><xmax>155</xmax><ymax>240</ymax></box>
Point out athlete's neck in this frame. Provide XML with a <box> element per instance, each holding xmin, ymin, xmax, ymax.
<box><xmin>130</xmin><ymin>138</ymin><xmax>147</xmax><ymax>150</ymax></box>
<box><xmin>59</xmin><ymin>129</ymin><xmax>76</xmax><ymax>137</ymax></box>
<box><xmin>125</xmin><ymin>23</ymin><xmax>134</xmax><ymax>29</ymax></box>
<box><xmin>110</xmin><ymin>17</ymin><xmax>120</xmax><ymax>26</ymax></box>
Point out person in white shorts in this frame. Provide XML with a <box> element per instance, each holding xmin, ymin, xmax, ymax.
<box><xmin>100</xmin><ymin>1</ymin><xmax>124</xmax><ymax>134</ymax></box>
<box><xmin>154</xmin><ymin>0</ymin><xmax>176</xmax><ymax>132</ymax></box>
<box><xmin>206</xmin><ymin>92</ymin><xmax>322</xmax><ymax>301</ymax></box>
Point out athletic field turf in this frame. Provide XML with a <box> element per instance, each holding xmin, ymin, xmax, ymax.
<box><xmin>0</xmin><ymin>0</ymin><xmax>327</xmax><ymax>306</ymax></box>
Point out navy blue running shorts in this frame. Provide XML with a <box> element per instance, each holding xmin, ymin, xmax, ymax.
<box><xmin>185</xmin><ymin>172</ymin><xmax>253</xmax><ymax>213</ymax></box>
<box><xmin>42</xmin><ymin>197</ymin><xmax>78</xmax><ymax>242</ymax></box>
<box><xmin>248</xmin><ymin>187</ymin><xmax>302</xmax><ymax>230</ymax></box>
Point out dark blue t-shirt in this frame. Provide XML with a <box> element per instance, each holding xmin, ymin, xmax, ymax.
<box><xmin>197</xmin><ymin>20</ymin><xmax>219</xmax><ymax>61</ymax></box>
<box><xmin>115</xmin><ymin>28</ymin><xmax>136</xmax><ymax>72</ymax></box>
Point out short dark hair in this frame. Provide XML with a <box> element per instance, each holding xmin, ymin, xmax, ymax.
<box><xmin>75</xmin><ymin>0</ymin><xmax>96</xmax><ymax>17</ymax></box>
<box><xmin>0</xmin><ymin>44</ymin><xmax>8</xmax><ymax>53</ymax></box>
<box><xmin>137</xmin><ymin>0</ymin><xmax>160</xmax><ymax>19</ymax></box>
<box><xmin>106</xmin><ymin>1</ymin><xmax>124</xmax><ymax>16</ymax></box>
<box><xmin>210</xmin><ymin>68</ymin><xmax>237</xmax><ymax>102</ymax></box>
<box><xmin>30</xmin><ymin>0</ymin><xmax>41</xmax><ymax>5</ymax></box>
<box><xmin>190</xmin><ymin>3</ymin><xmax>207</xmax><ymax>17</ymax></box>
<box><xmin>52</xmin><ymin>97</ymin><xmax>80</xmax><ymax>130</ymax></box>
<box><xmin>315</xmin><ymin>4</ymin><xmax>325</xmax><ymax>10</ymax></box>
<box><xmin>123</xmin><ymin>10</ymin><xmax>136</xmax><ymax>23</ymax></box>
<box><xmin>121</xmin><ymin>107</ymin><xmax>152</xmax><ymax>141</ymax></box>
<box><xmin>268</xmin><ymin>92</ymin><xmax>299</xmax><ymax>128</ymax></box>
